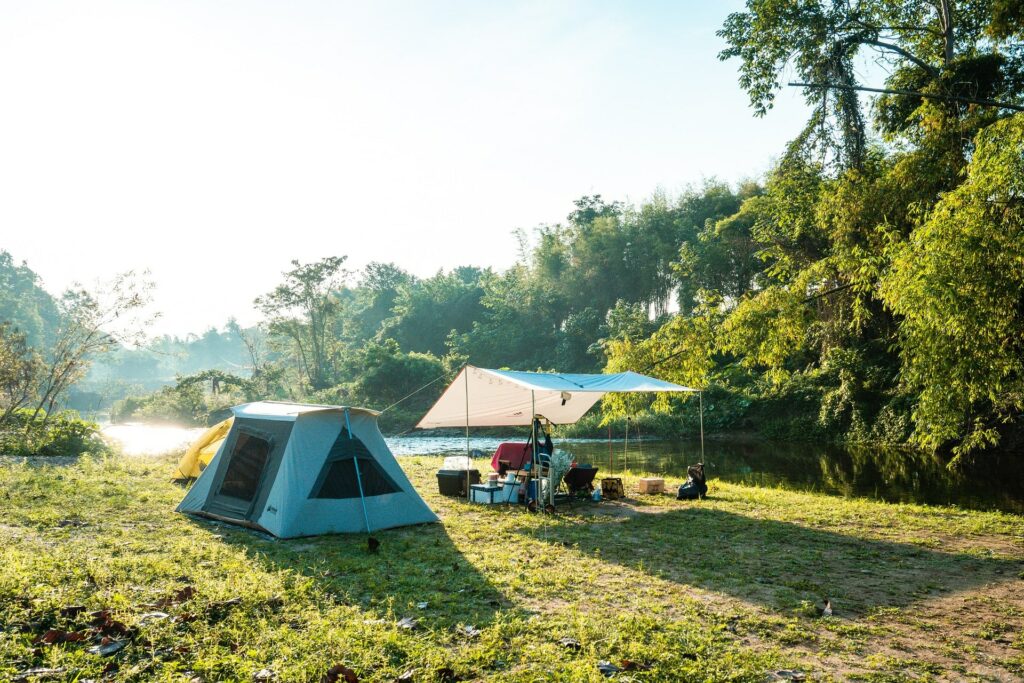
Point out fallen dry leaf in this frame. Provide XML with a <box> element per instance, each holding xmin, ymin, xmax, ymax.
<box><xmin>321</xmin><ymin>663</ymin><xmax>359</xmax><ymax>683</ymax></box>
<box><xmin>34</xmin><ymin>629</ymin><xmax>88</xmax><ymax>645</ymax></box>
<box><xmin>620</xmin><ymin>659</ymin><xmax>651</xmax><ymax>671</ymax></box>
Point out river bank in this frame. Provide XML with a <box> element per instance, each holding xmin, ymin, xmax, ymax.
<box><xmin>100</xmin><ymin>423</ymin><xmax>1024</xmax><ymax>515</ymax></box>
<box><xmin>1</xmin><ymin>452</ymin><xmax>1022</xmax><ymax>681</ymax></box>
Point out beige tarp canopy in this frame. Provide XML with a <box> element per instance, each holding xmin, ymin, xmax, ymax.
<box><xmin>416</xmin><ymin>365</ymin><xmax>695</xmax><ymax>428</ymax></box>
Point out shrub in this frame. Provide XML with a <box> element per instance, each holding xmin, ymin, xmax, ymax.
<box><xmin>0</xmin><ymin>409</ymin><xmax>110</xmax><ymax>457</ymax></box>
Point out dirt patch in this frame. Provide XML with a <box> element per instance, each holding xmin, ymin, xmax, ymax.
<box><xmin>790</xmin><ymin>578</ymin><xmax>1024</xmax><ymax>680</ymax></box>
<box><xmin>572</xmin><ymin>497</ymin><xmax>676</xmax><ymax>519</ymax></box>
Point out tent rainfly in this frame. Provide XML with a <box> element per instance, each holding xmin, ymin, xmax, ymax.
<box><xmin>174</xmin><ymin>417</ymin><xmax>233</xmax><ymax>479</ymax></box>
<box><xmin>177</xmin><ymin>401</ymin><xmax>437</xmax><ymax>538</ymax></box>
<box><xmin>416</xmin><ymin>365</ymin><xmax>697</xmax><ymax>429</ymax></box>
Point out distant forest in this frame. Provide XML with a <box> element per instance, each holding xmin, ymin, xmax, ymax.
<box><xmin>4</xmin><ymin>0</ymin><xmax>1024</xmax><ymax>459</ymax></box>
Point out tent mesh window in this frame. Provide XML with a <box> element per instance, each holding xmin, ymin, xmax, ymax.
<box><xmin>311</xmin><ymin>429</ymin><xmax>400</xmax><ymax>499</ymax></box>
<box><xmin>218</xmin><ymin>431</ymin><xmax>272</xmax><ymax>501</ymax></box>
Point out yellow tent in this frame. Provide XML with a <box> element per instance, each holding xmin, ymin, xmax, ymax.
<box><xmin>173</xmin><ymin>417</ymin><xmax>233</xmax><ymax>479</ymax></box>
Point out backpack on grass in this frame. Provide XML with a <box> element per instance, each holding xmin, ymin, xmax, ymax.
<box><xmin>676</xmin><ymin>463</ymin><xmax>707</xmax><ymax>500</ymax></box>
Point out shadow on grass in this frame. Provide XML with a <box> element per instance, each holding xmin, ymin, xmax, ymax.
<box><xmin>189</xmin><ymin>517</ymin><xmax>515</xmax><ymax>629</ymax></box>
<box><xmin>515</xmin><ymin>505</ymin><xmax>1022</xmax><ymax>614</ymax></box>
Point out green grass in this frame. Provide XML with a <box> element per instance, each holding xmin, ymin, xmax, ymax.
<box><xmin>1</xmin><ymin>455</ymin><xmax>1022</xmax><ymax>682</ymax></box>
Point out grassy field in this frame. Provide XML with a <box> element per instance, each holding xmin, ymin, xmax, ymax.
<box><xmin>1</xmin><ymin>453</ymin><xmax>1022</xmax><ymax>682</ymax></box>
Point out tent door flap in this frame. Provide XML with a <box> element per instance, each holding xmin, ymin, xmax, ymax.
<box><xmin>204</xmin><ymin>427</ymin><xmax>276</xmax><ymax>521</ymax></box>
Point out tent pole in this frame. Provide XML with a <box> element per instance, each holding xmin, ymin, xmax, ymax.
<box><xmin>345</xmin><ymin>408</ymin><xmax>372</xmax><ymax>534</ymax></box>
<box><xmin>464</xmin><ymin>366</ymin><xmax>470</xmax><ymax>501</ymax></box>
<box><xmin>698</xmin><ymin>391</ymin><xmax>705</xmax><ymax>462</ymax></box>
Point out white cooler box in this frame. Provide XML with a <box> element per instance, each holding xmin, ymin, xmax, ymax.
<box><xmin>470</xmin><ymin>482</ymin><xmax>520</xmax><ymax>504</ymax></box>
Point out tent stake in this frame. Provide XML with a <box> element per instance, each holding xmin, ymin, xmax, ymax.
<box><xmin>345</xmin><ymin>408</ymin><xmax>373</xmax><ymax>534</ymax></box>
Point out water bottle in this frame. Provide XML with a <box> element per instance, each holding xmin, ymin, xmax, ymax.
<box><xmin>592</xmin><ymin>487</ymin><xmax>601</xmax><ymax>502</ymax></box>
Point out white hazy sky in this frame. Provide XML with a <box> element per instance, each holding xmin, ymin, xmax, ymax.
<box><xmin>0</xmin><ymin>0</ymin><xmax>811</xmax><ymax>338</ymax></box>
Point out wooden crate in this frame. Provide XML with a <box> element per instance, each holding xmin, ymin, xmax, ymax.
<box><xmin>637</xmin><ymin>477</ymin><xmax>665</xmax><ymax>494</ymax></box>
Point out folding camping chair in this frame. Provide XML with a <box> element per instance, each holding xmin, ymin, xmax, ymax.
<box><xmin>561</xmin><ymin>466</ymin><xmax>599</xmax><ymax>499</ymax></box>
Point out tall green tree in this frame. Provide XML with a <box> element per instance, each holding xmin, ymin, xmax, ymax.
<box><xmin>881</xmin><ymin>114</ymin><xmax>1024</xmax><ymax>457</ymax></box>
<box><xmin>719</xmin><ymin>0</ymin><xmax>1024</xmax><ymax>169</ymax></box>
<box><xmin>382</xmin><ymin>267</ymin><xmax>487</xmax><ymax>357</ymax></box>
<box><xmin>0</xmin><ymin>251</ymin><xmax>61</xmax><ymax>348</ymax></box>
<box><xmin>256</xmin><ymin>257</ymin><xmax>348</xmax><ymax>391</ymax></box>
<box><xmin>0</xmin><ymin>324</ymin><xmax>41</xmax><ymax>424</ymax></box>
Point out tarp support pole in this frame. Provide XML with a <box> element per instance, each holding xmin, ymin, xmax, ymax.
<box><xmin>531</xmin><ymin>390</ymin><xmax>536</xmax><ymax>508</ymax></box>
<box><xmin>464</xmin><ymin>366</ymin><xmax>470</xmax><ymax>501</ymax></box>
<box><xmin>345</xmin><ymin>408</ymin><xmax>373</xmax><ymax>534</ymax></box>
<box><xmin>548</xmin><ymin>418</ymin><xmax>554</xmax><ymax>507</ymax></box>
<box><xmin>699</xmin><ymin>391</ymin><xmax>705</xmax><ymax>462</ymax></box>
<box><xmin>623</xmin><ymin>416</ymin><xmax>629</xmax><ymax>473</ymax></box>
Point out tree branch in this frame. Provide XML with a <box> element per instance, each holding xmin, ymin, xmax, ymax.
<box><xmin>803</xmin><ymin>282</ymin><xmax>856</xmax><ymax>304</ymax></box>
<box><xmin>789</xmin><ymin>82</ymin><xmax>1024</xmax><ymax>112</ymax></box>
<box><xmin>859</xmin><ymin>37</ymin><xmax>939</xmax><ymax>76</ymax></box>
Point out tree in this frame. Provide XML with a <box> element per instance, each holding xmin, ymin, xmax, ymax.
<box><xmin>0</xmin><ymin>250</ymin><xmax>61</xmax><ymax>348</ymax></box>
<box><xmin>383</xmin><ymin>267</ymin><xmax>487</xmax><ymax>357</ymax></box>
<box><xmin>351</xmin><ymin>262</ymin><xmax>414</xmax><ymax>342</ymax></box>
<box><xmin>347</xmin><ymin>340</ymin><xmax>445</xmax><ymax>411</ymax></box>
<box><xmin>881</xmin><ymin>114</ymin><xmax>1024</xmax><ymax>457</ymax></box>
<box><xmin>0</xmin><ymin>324</ymin><xmax>41</xmax><ymax>425</ymax></box>
<box><xmin>672</xmin><ymin>180</ymin><xmax>761</xmax><ymax>312</ymax></box>
<box><xmin>256</xmin><ymin>257</ymin><xmax>349</xmax><ymax>391</ymax></box>
<box><xmin>602</xmin><ymin>297</ymin><xmax>720</xmax><ymax>419</ymax></box>
<box><xmin>719</xmin><ymin>0</ymin><xmax>1024</xmax><ymax>169</ymax></box>
<box><xmin>27</xmin><ymin>271</ymin><xmax>153</xmax><ymax>427</ymax></box>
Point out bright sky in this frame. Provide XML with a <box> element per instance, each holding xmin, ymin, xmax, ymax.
<box><xmin>0</xmin><ymin>0</ymin><xmax>811</xmax><ymax>338</ymax></box>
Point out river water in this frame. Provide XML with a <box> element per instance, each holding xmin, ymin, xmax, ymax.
<box><xmin>102</xmin><ymin>424</ymin><xmax>1024</xmax><ymax>514</ymax></box>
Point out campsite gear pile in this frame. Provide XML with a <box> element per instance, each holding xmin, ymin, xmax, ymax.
<box><xmin>176</xmin><ymin>401</ymin><xmax>437</xmax><ymax>538</ymax></box>
<box><xmin>418</xmin><ymin>365</ymin><xmax>695</xmax><ymax>509</ymax></box>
